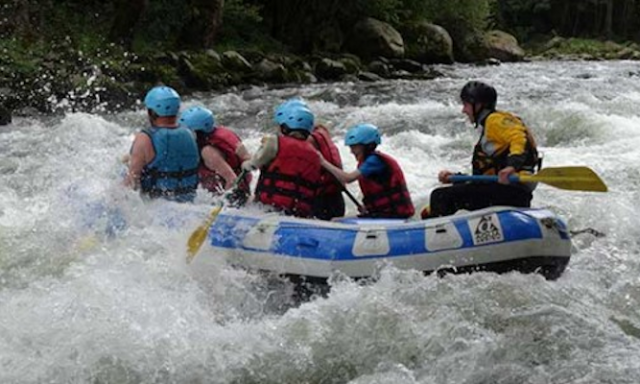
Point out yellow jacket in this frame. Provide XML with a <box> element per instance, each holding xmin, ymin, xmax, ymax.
<box><xmin>472</xmin><ymin>110</ymin><xmax>538</xmax><ymax>176</ymax></box>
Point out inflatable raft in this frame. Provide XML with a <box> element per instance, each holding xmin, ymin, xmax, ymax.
<box><xmin>199</xmin><ymin>206</ymin><xmax>572</xmax><ymax>281</ymax></box>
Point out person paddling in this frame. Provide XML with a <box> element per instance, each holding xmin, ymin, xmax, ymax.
<box><xmin>426</xmin><ymin>81</ymin><xmax>540</xmax><ymax>218</ymax></box>
<box><xmin>274</xmin><ymin>98</ymin><xmax>346</xmax><ymax>220</ymax></box>
<box><xmin>179</xmin><ymin>106</ymin><xmax>252</xmax><ymax>206</ymax></box>
<box><xmin>319</xmin><ymin>123</ymin><xmax>415</xmax><ymax>219</ymax></box>
<box><xmin>124</xmin><ymin>85</ymin><xmax>200</xmax><ymax>203</ymax></box>
<box><xmin>242</xmin><ymin>104</ymin><xmax>322</xmax><ymax>218</ymax></box>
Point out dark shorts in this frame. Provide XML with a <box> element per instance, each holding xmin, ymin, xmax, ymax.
<box><xmin>429</xmin><ymin>183</ymin><xmax>532</xmax><ymax>217</ymax></box>
<box><xmin>313</xmin><ymin>192</ymin><xmax>346</xmax><ymax>220</ymax></box>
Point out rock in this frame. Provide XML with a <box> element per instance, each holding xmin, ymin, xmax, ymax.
<box><xmin>340</xmin><ymin>74</ymin><xmax>359</xmax><ymax>83</ymax></box>
<box><xmin>204</xmin><ymin>49</ymin><xmax>221</xmax><ymax>63</ymax></box>
<box><xmin>575</xmin><ymin>73</ymin><xmax>594</xmax><ymax>79</ymax></box>
<box><xmin>153</xmin><ymin>52</ymin><xmax>180</xmax><ymax>66</ymax></box>
<box><xmin>0</xmin><ymin>104</ymin><xmax>11</xmax><ymax>125</ymax></box>
<box><xmin>299</xmin><ymin>71</ymin><xmax>317</xmax><ymax>83</ymax></box>
<box><xmin>616</xmin><ymin>47</ymin><xmax>640</xmax><ymax>60</ymax></box>
<box><xmin>255</xmin><ymin>58</ymin><xmax>287</xmax><ymax>82</ymax></box>
<box><xmin>178</xmin><ymin>52</ymin><xmax>228</xmax><ymax>90</ymax></box>
<box><xmin>579</xmin><ymin>53</ymin><xmax>597</xmax><ymax>61</ymax></box>
<box><xmin>456</xmin><ymin>30</ymin><xmax>490</xmax><ymax>63</ymax></box>
<box><xmin>237</xmin><ymin>50</ymin><xmax>265</xmax><ymax>64</ymax></box>
<box><xmin>357</xmin><ymin>71</ymin><xmax>382</xmax><ymax>82</ymax></box>
<box><xmin>345</xmin><ymin>18</ymin><xmax>404</xmax><ymax>59</ymax></box>
<box><xmin>367</xmin><ymin>61</ymin><xmax>390</xmax><ymax>77</ymax></box>
<box><xmin>314</xmin><ymin>58</ymin><xmax>348</xmax><ymax>80</ymax></box>
<box><xmin>299</xmin><ymin>61</ymin><xmax>313</xmax><ymax>72</ymax></box>
<box><xmin>543</xmin><ymin>36</ymin><xmax>565</xmax><ymax>51</ymax></box>
<box><xmin>484</xmin><ymin>30</ymin><xmax>525</xmax><ymax>62</ymax></box>
<box><xmin>338</xmin><ymin>56</ymin><xmax>361</xmax><ymax>74</ymax></box>
<box><xmin>177</xmin><ymin>57</ymin><xmax>203</xmax><ymax>89</ymax></box>
<box><xmin>402</xmin><ymin>21</ymin><xmax>454</xmax><ymax>64</ymax></box>
<box><xmin>221</xmin><ymin>51</ymin><xmax>253</xmax><ymax>73</ymax></box>
<box><xmin>390</xmin><ymin>58</ymin><xmax>423</xmax><ymax>73</ymax></box>
<box><xmin>389</xmin><ymin>69</ymin><xmax>411</xmax><ymax>79</ymax></box>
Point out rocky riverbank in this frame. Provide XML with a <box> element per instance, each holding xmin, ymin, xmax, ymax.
<box><xmin>2</xmin><ymin>17</ymin><xmax>640</xmax><ymax>125</ymax></box>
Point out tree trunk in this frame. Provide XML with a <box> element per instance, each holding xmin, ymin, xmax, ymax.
<box><xmin>202</xmin><ymin>0</ymin><xmax>225</xmax><ymax>48</ymax></box>
<box><xmin>604</xmin><ymin>0</ymin><xmax>613</xmax><ymax>37</ymax></box>
<box><xmin>623</xmin><ymin>0</ymin><xmax>636</xmax><ymax>38</ymax></box>
<box><xmin>263</xmin><ymin>0</ymin><xmax>344</xmax><ymax>53</ymax></box>
<box><xmin>14</xmin><ymin>0</ymin><xmax>36</xmax><ymax>41</ymax></box>
<box><xmin>178</xmin><ymin>0</ymin><xmax>225</xmax><ymax>49</ymax></box>
<box><xmin>109</xmin><ymin>0</ymin><xmax>148</xmax><ymax>48</ymax></box>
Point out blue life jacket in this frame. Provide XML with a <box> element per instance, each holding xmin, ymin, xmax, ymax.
<box><xmin>140</xmin><ymin>126</ymin><xmax>200</xmax><ymax>202</ymax></box>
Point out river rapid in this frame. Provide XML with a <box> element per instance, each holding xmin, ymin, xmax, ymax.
<box><xmin>1</xmin><ymin>61</ymin><xmax>639</xmax><ymax>383</ymax></box>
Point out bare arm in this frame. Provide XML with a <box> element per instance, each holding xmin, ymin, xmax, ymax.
<box><xmin>202</xmin><ymin>145</ymin><xmax>238</xmax><ymax>190</ymax></box>
<box><xmin>124</xmin><ymin>133</ymin><xmax>153</xmax><ymax>189</ymax></box>
<box><xmin>235</xmin><ymin>142</ymin><xmax>252</xmax><ymax>162</ymax></box>
<box><xmin>243</xmin><ymin>135</ymin><xmax>278</xmax><ymax>169</ymax></box>
<box><xmin>319</xmin><ymin>154</ymin><xmax>361</xmax><ymax>184</ymax></box>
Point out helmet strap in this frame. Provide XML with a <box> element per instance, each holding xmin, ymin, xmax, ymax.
<box><xmin>472</xmin><ymin>103</ymin><xmax>480</xmax><ymax>128</ymax></box>
<box><xmin>196</xmin><ymin>131</ymin><xmax>207</xmax><ymax>141</ymax></box>
<box><xmin>364</xmin><ymin>143</ymin><xmax>377</xmax><ymax>154</ymax></box>
<box><xmin>472</xmin><ymin>103</ymin><xmax>494</xmax><ymax>129</ymax></box>
<box><xmin>149</xmin><ymin>112</ymin><xmax>178</xmax><ymax>128</ymax></box>
<box><xmin>148</xmin><ymin>109</ymin><xmax>159</xmax><ymax>120</ymax></box>
<box><xmin>281</xmin><ymin>125</ymin><xmax>309</xmax><ymax>139</ymax></box>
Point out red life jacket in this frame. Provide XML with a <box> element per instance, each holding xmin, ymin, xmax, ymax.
<box><xmin>358</xmin><ymin>151</ymin><xmax>415</xmax><ymax>218</ymax></box>
<box><xmin>197</xmin><ymin>126</ymin><xmax>251</xmax><ymax>194</ymax></box>
<box><xmin>255</xmin><ymin>135</ymin><xmax>321</xmax><ymax>217</ymax></box>
<box><xmin>309</xmin><ymin>125</ymin><xmax>343</xmax><ymax>195</ymax></box>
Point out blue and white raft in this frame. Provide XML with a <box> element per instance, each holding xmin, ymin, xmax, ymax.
<box><xmin>200</xmin><ymin>206</ymin><xmax>572</xmax><ymax>281</ymax></box>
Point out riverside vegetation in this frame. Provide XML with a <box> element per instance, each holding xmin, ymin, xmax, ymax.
<box><xmin>2</xmin><ymin>0</ymin><xmax>640</xmax><ymax>123</ymax></box>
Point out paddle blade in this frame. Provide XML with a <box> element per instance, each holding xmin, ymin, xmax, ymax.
<box><xmin>521</xmin><ymin>166</ymin><xmax>608</xmax><ymax>192</ymax></box>
<box><xmin>186</xmin><ymin>206</ymin><xmax>222</xmax><ymax>264</ymax></box>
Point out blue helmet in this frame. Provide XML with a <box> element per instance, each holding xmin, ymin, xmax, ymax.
<box><xmin>274</xmin><ymin>98</ymin><xmax>308</xmax><ymax>125</ymax></box>
<box><xmin>144</xmin><ymin>86</ymin><xmax>181</xmax><ymax>117</ymax></box>
<box><xmin>281</xmin><ymin>106</ymin><xmax>314</xmax><ymax>132</ymax></box>
<box><xmin>179</xmin><ymin>106</ymin><xmax>216</xmax><ymax>133</ymax></box>
<box><xmin>345</xmin><ymin>123</ymin><xmax>381</xmax><ymax>146</ymax></box>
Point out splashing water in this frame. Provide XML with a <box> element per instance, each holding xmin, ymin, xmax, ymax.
<box><xmin>1</xmin><ymin>61</ymin><xmax>640</xmax><ymax>383</ymax></box>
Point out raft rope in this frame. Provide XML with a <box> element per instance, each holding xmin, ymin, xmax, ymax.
<box><xmin>569</xmin><ymin>227</ymin><xmax>605</xmax><ymax>237</ymax></box>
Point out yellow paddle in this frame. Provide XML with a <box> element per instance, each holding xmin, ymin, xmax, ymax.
<box><xmin>186</xmin><ymin>204</ymin><xmax>223</xmax><ymax>264</ymax></box>
<box><xmin>448</xmin><ymin>166</ymin><xmax>608</xmax><ymax>192</ymax></box>
<box><xmin>186</xmin><ymin>170</ymin><xmax>248</xmax><ymax>264</ymax></box>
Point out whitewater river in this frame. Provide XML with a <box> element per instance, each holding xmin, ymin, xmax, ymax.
<box><xmin>1</xmin><ymin>61</ymin><xmax>640</xmax><ymax>383</ymax></box>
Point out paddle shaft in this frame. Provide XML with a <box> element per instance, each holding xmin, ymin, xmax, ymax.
<box><xmin>447</xmin><ymin>166</ymin><xmax>607</xmax><ymax>192</ymax></box>
<box><xmin>342</xmin><ymin>185</ymin><xmax>363</xmax><ymax>210</ymax></box>
<box><xmin>449</xmin><ymin>175</ymin><xmax>520</xmax><ymax>183</ymax></box>
<box><xmin>327</xmin><ymin>169</ymin><xmax>364</xmax><ymax>210</ymax></box>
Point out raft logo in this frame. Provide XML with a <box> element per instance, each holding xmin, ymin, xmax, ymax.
<box><xmin>469</xmin><ymin>214</ymin><xmax>504</xmax><ymax>245</ymax></box>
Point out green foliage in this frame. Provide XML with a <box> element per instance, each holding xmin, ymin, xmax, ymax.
<box><xmin>135</xmin><ymin>0</ymin><xmax>188</xmax><ymax>51</ymax></box>
<box><xmin>218</xmin><ymin>0</ymin><xmax>278</xmax><ymax>50</ymax></box>
<box><xmin>1</xmin><ymin>0</ymin><xmax>111</xmax><ymax>48</ymax></box>
<box><xmin>490</xmin><ymin>0</ymin><xmax>553</xmax><ymax>41</ymax></box>
<box><xmin>419</xmin><ymin>0</ymin><xmax>493</xmax><ymax>31</ymax></box>
<box><xmin>535</xmin><ymin>37</ymin><xmax>630</xmax><ymax>57</ymax></box>
<box><xmin>224</xmin><ymin>0</ymin><xmax>262</xmax><ymax>25</ymax></box>
<box><xmin>0</xmin><ymin>38</ymin><xmax>41</xmax><ymax>75</ymax></box>
<box><xmin>357</xmin><ymin>0</ymin><xmax>404</xmax><ymax>25</ymax></box>
<box><xmin>492</xmin><ymin>0</ymin><xmax>640</xmax><ymax>42</ymax></box>
<box><xmin>339</xmin><ymin>0</ymin><xmax>494</xmax><ymax>49</ymax></box>
<box><xmin>331</xmin><ymin>0</ymin><xmax>493</xmax><ymax>33</ymax></box>
<box><xmin>401</xmin><ymin>0</ymin><xmax>494</xmax><ymax>62</ymax></box>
